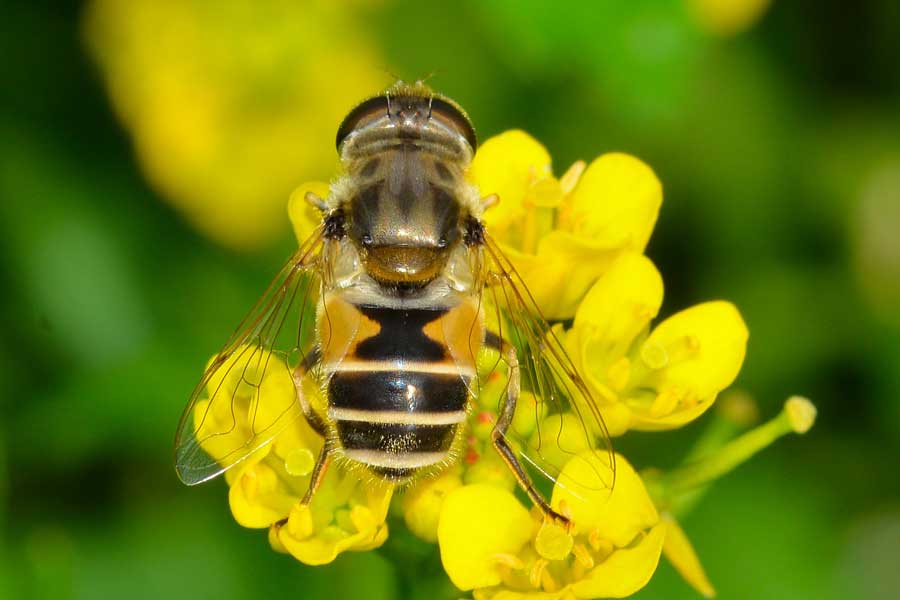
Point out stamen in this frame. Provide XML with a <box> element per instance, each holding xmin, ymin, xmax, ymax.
<box><xmin>529</xmin><ymin>558</ymin><xmax>549</xmax><ymax>588</ymax></box>
<box><xmin>572</xmin><ymin>543</ymin><xmax>595</xmax><ymax>569</ymax></box>
<box><xmin>650</xmin><ymin>386</ymin><xmax>682</xmax><ymax>417</ymax></box>
<box><xmin>641</xmin><ymin>341</ymin><xmax>669</xmax><ymax>369</ymax></box>
<box><xmin>240</xmin><ymin>470</ymin><xmax>258</xmax><ymax>500</ymax></box>
<box><xmin>284</xmin><ymin>448</ymin><xmax>315</xmax><ymax>477</ymax></box>
<box><xmin>560</xmin><ymin>160</ymin><xmax>587</xmax><ymax>195</ymax></box>
<box><xmin>491</xmin><ymin>553</ymin><xmax>525</xmax><ymax>571</ymax></box>
<box><xmin>540</xmin><ymin>565</ymin><xmax>559</xmax><ymax>592</ymax></box>
<box><xmin>349</xmin><ymin>505</ymin><xmax>376</xmax><ymax>533</ymax></box>
<box><xmin>287</xmin><ymin>505</ymin><xmax>314</xmax><ymax>539</ymax></box>
<box><xmin>606</xmin><ymin>357</ymin><xmax>631</xmax><ymax>392</ymax></box>
<box><xmin>535</xmin><ymin>521</ymin><xmax>573</xmax><ymax>561</ymax></box>
<box><xmin>587</xmin><ymin>529</ymin><xmax>614</xmax><ymax>560</ymax></box>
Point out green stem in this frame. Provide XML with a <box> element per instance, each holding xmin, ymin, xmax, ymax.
<box><xmin>659</xmin><ymin>396</ymin><xmax>816</xmax><ymax>509</ymax></box>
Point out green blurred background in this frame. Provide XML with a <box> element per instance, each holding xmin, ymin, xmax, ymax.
<box><xmin>2</xmin><ymin>1</ymin><xmax>899</xmax><ymax>598</ymax></box>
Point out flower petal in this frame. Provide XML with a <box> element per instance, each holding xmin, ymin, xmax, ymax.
<box><xmin>661</xmin><ymin>513</ymin><xmax>716</xmax><ymax>598</ymax></box>
<box><xmin>574</xmin><ymin>253</ymin><xmax>664</xmax><ymax>371</ymax></box>
<box><xmin>194</xmin><ymin>347</ymin><xmax>300</xmax><ymax>471</ymax></box>
<box><xmin>498</xmin><ymin>229</ymin><xmax>634</xmax><ymax>320</ymax></box>
<box><xmin>271</xmin><ymin>470</ymin><xmax>392</xmax><ymax>566</ymax></box>
<box><xmin>571</xmin><ymin>522</ymin><xmax>666</xmax><ymax>598</ymax></box>
<box><xmin>628</xmin><ymin>301</ymin><xmax>748</xmax><ymax>430</ymax></box>
<box><xmin>402</xmin><ymin>469</ymin><xmax>462</xmax><ymax>543</ymax></box>
<box><xmin>527</xmin><ymin>412</ymin><xmax>594</xmax><ymax>477</ymax></box>
<box><xmin>469</xmin><ymin>130</ymin><xmax>553</xmax><ymax>235</ymax></box>
<box><xmin>551</xmin><ymin>453</ymin><xmax>658</xmax><ymax>548</ymax></box>
<box><xmin>524</xmin><ymin>232</ymin><xmax>623</xmax><ymax>320</ymax></box>
<box><xmin>228</xmin><ymin>462</ymin><xmax>297</xmax><ymax>528</ymax></box>
<box><xmin>563</xmin><ymin>153</ymin><xmax>662</xmax><ymax>252</ymax></box>
<box><xmin>288</xmin><ymin>180</ymin><xmax>330</xmax><ymax>244</ymax></box>
<box><xmin>438</xmin><ymin>484</ymin><xmax>533</xmax><ymax>591</ymax></box>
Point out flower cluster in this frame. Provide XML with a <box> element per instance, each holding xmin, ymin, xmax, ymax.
<box><xmin>195</xmin><ymin>130</ymin><xmax>815</xmax><ymax>598</ymax></box>
<box><xmin>191</xmin><ymin>347</ymin><xmax>393</xmax><ymax>564</ymax></box>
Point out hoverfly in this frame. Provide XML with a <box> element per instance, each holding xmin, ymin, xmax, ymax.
<box><xmin>174</xmin><ymin>81</ymin><xmax>613</xmax><ymax>525</ymax></box>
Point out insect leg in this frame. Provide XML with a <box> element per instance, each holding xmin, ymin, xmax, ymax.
<box><xmin>272</xmin><ymin>438</ymin><xmax>333</xmax><ymax>530</ymax></box>
<box><xmin>291</xmin><ymin>347</ymin><xmax>333</xmax><ymax>505</ymax></box>
<box><xmin>486</xmin><ymin>332</ymin><xmax>571</xmax><ymax>528</ymax></box>
<box><xmin>301</xmin><ymin>438</ymin><xmax>334</xmax><ymax>505</ymax></box>
<box><xmin>293</xmin><ymin>348</ymin><xmax>327</xmax><ymax>437</ymax></box>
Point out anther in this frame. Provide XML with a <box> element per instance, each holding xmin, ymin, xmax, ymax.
<box><xmin>529</xmin><ymin>558</ymin><xmax>549</xmax><ymax>588</ymax></box>
<box><xmin>572</xmin><ymin>543</ymin><xmax>595</xmax><ymax>569</ymax></box>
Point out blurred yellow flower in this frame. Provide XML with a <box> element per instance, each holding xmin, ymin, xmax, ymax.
<box><xmin>469</xmin><ymin>130</ymin><xmax>662</xmax><ymax>320</ymax></box>
<box><xmin>83</xmin><ymin>0</ymin><xmax>387</xmax><ymax>248</ymax></box>
<box><xmin>687</xmin><ymin>0</ymin><xmax>772</xmax><ymax>37</ymax></box>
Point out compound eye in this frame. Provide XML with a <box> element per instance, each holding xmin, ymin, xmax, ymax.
<box><xmin>336</xmin><ymin>95</ymin><xmax>389</xmax><ymax>150</ymax></box>
<box><xmin>429</xmin><ymin>98</ymin><xmax>477</xmax><ymax>151</ymax></box>
<box><xmin>361</xmin><ymin>233</ymin><xmax>374</xmax><ymax>248</ymax></box>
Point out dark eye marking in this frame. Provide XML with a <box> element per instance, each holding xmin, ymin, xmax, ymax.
<box><xmin>349</xmin><ymin>183</ymin><xmax>382</xmax><ymax>244</ymax></box>
<box><xmin>430</xmin><ymin>98</ymin><xmax>477</xmax><ymax>151</ymax></box>
<box><xmin>336</xmin><ymin>95</ymin><xmax>389</xmax><ymax>149</ymax></box>
<box><xmin>360</xmin><ymin>158</ymin><xmax>380</xmax><ymax>178</ymax></box>
<box><xmin>430</xmin><ymin>185</ymin><xmax>461</xmax><ymax>246</ymax></box>
<box><xmin>434</xmin><ymin>161</ymin><xmax>453</xmax><ymax>182</ymax></box>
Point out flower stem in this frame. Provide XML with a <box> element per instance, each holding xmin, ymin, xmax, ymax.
<box><xmin>663</xmin><ymin>396</ymin><xmax>816</xmax><ymax>497</ymax></box>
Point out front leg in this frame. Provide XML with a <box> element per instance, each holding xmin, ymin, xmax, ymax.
<box><xmin>485</xmin><ymin>332</ymin><xmax>571</xmax><ymax>528</ymax></box>
<box><xmin>291</xmin><ymin>348</ymin><xmax>332</xmax><ymax>506</ymax></box>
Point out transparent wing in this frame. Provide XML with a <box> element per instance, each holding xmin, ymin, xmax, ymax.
<box><xmin>479</xmin><ymin>233</ymin><xmax>616</xmax><ymax>497</ymax></box>
<box><xmin>174</xmin><ymin>227</ymin><xmax>325</xmax><ymax>485</ymax></box>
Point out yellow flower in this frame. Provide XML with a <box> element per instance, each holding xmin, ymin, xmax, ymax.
<box><xmin>195</xmin><ymin>347</ymin><xmax>391</xmax><ymax>565</ymax></box>
<box><xmin>201</xmin><ymin>123</ymin><xmax>813</xmax><ymax>600</ymax></box>
<box><xmin>437</xmin><ymin>452</ymin><xmax>665</xmax><ymax>599</ymax></box>
<box><xmin>288</xmin><ymin>181</ymin><xmax>331</xmax><ymax>244</ymax></box>
<box><xmin>434</xmin><ymin>396</ymin><xmax>818</xmax><ymax>599</ymax></box>
<box><xmin>194</xmin><ymin>346</ymin><xmax>315</xmax><ymax>479</ymax></box>
<box><xmin>83</xmin><ymin>0</ymin><xmax>386</xmax><ymax>248</ymax></box>
<box><xmin>687</xmin><ymin>0</ymin><xmax>772</xmax><ymax>37</ymax></box>
<box><xmin>469</xmin><ymin>131</ymin><xmax>662</xmax><ymax>320</ymax></box>
<box><xmin>661</xmin><ymin>513</ymin><xmax>715</xmax><ymax>598</ymax></box>
<box><xmin>401</xmin><ymin>468</ymin><xmax>463</xmax><ymax>544</ymax></box>
<box><xmin>269</xmin><ymin>470</ymin><xmax>393</xmax><ymax>566</ymax></box>
<box><xmin>563</xmin><ymin>253</ymin><xmax>749</xmax><ymax>435</ymax></box>
<box><xmin>645</xmin><ymin>395</ymin><xmax>818</xmax><ymax>597</ymax></box>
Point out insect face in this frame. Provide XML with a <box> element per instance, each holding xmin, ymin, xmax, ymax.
<box><xmin>347</xmin><ymin>155</ymin><xmax>463</xmax><ymax>286</ymax></box>
<box><xmin>339</xmin><ymin>82</ymin><xmax>476</xmax><ymax>288</ymax></box>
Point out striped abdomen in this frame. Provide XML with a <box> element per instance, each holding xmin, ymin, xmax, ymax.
<box><xmin>319</xmin><ymin>293</ymin><xmax>482</xmax><ymax>482</ymax></box>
